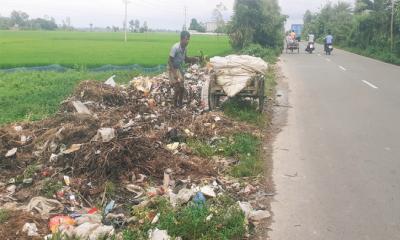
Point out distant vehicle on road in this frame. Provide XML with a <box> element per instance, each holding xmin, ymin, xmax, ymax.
<box><xmin>305</xmin><ymin>34</ymin><xmax>315</xmax><ymax>54</ymax></box>
<box><xmin>291</xmin><ymin>24</ymin><xmax>303</xmax><ymax>41</ymax></box>
<box><xmin>306</xmin><ymin>42</ymin><xmax>315</xmax><ymax>54</ymax></box>
<box><xmin>325</xmin><ymin>43</ymin><xmax>333</xmax><ymax>55</ymax></box>
<box><xmin>285</xmin><ymin>37</ymin><xmax>300</xmax><ymax>54</ymax></box>
<box><xmin>324</xmin><ymin>34</ymin><xmax>334</xmax><ymax>55</ymax></box>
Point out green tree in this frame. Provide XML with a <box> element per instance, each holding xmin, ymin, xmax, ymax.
<box><xmin>143</xmin><ymin>21</ymin><xmax>148</xmax><ymax>32</ymax></box>
<box><xmin>61</xmin><ymin>17</ymin><xmax>73</xmax><ymax>31</ymax></box>
<box><xmin>189</xmin><ymin>18</ymin><xmax>206</xmax><ymax>32</ymax></box>
<box><xmin>129</xmin><ymin>20</ymin><xmax>135</xmax><ymax>32</ymax></box>
<box><xmin>0</xmin><ymin>17</ymin><xmax>11</xmax><ymax>29</ymax></box>
<box><xmin>10</xmin><ymin>10</ymin><xmax>29</xmax><ymax>28</ymax></box>
<box><xmin>303</xmin><ymin>0</ymin><xmax>400</xmax><ymax>63</ymax></box>
<box><xmin>228</xmin><ymin>0</ymin><xmax>285</xmax><ymax>49</ymax></box>
<box><xmin>189</xmin><ymin>18</ymin><xmax>200</xmax><ymax>31</ymax></box>
<box><xmin>303</xmin><ymin>10</ymin><xmax>313</xmax><ymax>25</ymax></box>
<box><xmin>30</xmin><ymin>18</ymin><xmax>58</xmax><ymax>30</ymax></box>
<box><xmin>303</xmin><ymin>2</ymin><xmax>356</xmax><ymax>44</ymax></box>
<box><xmin>349</xmin><ymin>0</ymin><xmax>392</xmax><ymax>49</ymax></box>
<box><xmin>134</xmin><ymin>19</ymin><xmax>140</xmax><ymax>32</ymax></box>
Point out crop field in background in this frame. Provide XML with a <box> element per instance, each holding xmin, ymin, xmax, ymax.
<box><xmin>0</xmin><ymin>31</ymin><xmax>232</xmax><ymax>68</ymax></box>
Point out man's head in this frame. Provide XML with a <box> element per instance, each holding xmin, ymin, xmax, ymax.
<box><xmin>180</xmin><ymin>31</ymin><xmax>191</xmax><ymax>48</ymax></box>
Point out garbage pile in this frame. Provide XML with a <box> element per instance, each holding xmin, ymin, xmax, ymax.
<box><xmin>0</xmin><ymin>61</ymin><xmax>270</xmax><ymax>239</ymax></box>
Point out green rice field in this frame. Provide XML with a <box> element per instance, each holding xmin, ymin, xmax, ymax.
<box><xmin>0</xmin><ymin>31</ymin><xmax>231</xmax><ymax>68</ymax></box>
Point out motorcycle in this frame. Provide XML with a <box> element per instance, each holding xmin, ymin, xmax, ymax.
<box><xmin>325</xmin><ymin>43</ymin><xmax>333</xmax><ymax>55</ymax></box>
<box><xmin>305</xmin><ymin>42</ymin><xmax>315</xmax><ymax>54</ymax></box>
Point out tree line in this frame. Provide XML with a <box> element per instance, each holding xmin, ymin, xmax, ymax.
<box><xmin>0</xmin><ymin>10</ymin><xmax>58</xmax><ymax>30</ymax></box>
<box><xmin>0</xmin><ymin>10</ymin><xmax>151</xmax><ymax>32</ymax></box>
<box><xmin>302</xmin><ymin>0</ymin><xmax>400</xmax><ymax>64</ymax></box>
<box><xmin>128</xmin><ymin>19</ymin><xmax>149</xmax><ymax>33</ymax></box>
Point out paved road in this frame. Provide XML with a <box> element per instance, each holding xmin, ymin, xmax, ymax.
<box><xmin>270</xmin><ymin>43</ymin><xmax>400</xmax><ymax>240</ymax></box>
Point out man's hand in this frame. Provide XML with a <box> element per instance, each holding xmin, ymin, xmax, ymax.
<box><xmin>173</xmin><ymin>69</ymin><xmax>179</xmax><ymax>80</ymax></box>
<box><xmin>186</xmin><ymin>56</ymin><xmax>199</xmax><ymax>64</ymax></box>
<box><xmin>174</xmin><ymin>69</ymin><xmax>183</xmax><ymax>82</ymax></box>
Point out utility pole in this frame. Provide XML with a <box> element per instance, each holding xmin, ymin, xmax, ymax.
<box><xmin>123</xmin><ymin>0</ymin><xmax>130</xmax><ymax>42</ymax></box>
<box><xmin>391</xmin><ymin>0</ymin><xmax>395</xmax><ymax>51</ymax></box>
<box><xmin>184</xmin><ymin>6</ymin><xmax>187</xmax><ymax>30</ymax></box>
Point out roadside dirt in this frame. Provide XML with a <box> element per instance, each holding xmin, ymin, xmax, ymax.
<box><xmin>252</xmin><ymin>62</ymin><xmax>290</xmax><ymax>239</ymax></box>
<box><xmin>0</xmin><ymin>210</ymin><xmax>49</xmax><ymax>240</ymax></box>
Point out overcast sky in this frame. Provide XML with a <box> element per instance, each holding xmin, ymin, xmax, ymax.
<box><xmin>281</xmin><ymin>0</ymin><xmax>354</xmax><ymax>29</ymax></box>
<box><xmin>0</xmin><ymin>0</ymin><xmax>354</xmax><ymax>30</ymax></box>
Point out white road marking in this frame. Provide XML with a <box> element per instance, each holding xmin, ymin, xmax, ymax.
<box><xmin>325</xmin><ymin>58</ymin><xmax>331</xmax><ymax>62</ymax></box>
<box><xmin>339</xmin><ymin>65</ymin><xmax>346</xmax><ymax>71</ymax></box>
<box><xmin>317</xmin><ymin>54</ymin><xmax>321</xmax><ymax>56</ymax></box>
<box><xmin>362</xmin><ymin>80</ymin><xmax>378</xmax><ymax>89</ymax></box>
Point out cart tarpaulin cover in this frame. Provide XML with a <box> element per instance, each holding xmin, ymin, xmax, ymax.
<box><xmin>210</xmin><ymin>55</ymin><xmax>268</xmax><ymax>97</ymax></box>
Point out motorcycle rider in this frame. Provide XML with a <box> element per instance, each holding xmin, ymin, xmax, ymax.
<box><xmin>308</xmin><ymin>33</ymin><xmax>315</xmax><ymax>43</ymax></box>
<box><xmin>290</xmin><ymin>30</ymin><xmax>296</xmax><ymax>41</ymax></box>
<box><xmin>324</xmin><ymin>32</ymin><xmax>334</xmax><ymax>53</ymax></box>
<box><xmin>306</xmin><ymin>33</ymin><xmax>315</xmax><ymax>53</ymax></box>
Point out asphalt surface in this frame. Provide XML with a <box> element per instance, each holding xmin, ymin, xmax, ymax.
<box><xmin>270</xmin><ymin>43</ymin><xmax>400</xmax><ymax>240</ymax></box>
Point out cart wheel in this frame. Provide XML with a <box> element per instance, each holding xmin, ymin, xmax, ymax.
<box><xmin>208</xmin><ymin>79</ymin><xmax>218</xmax><ymax>111</ymax></box>
<box><xmin>258</xmin><ymin>78</ymin><xmax>265</xmax><ymax>113</ymax></box>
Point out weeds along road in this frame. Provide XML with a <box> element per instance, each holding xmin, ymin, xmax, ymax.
<box><xmin>270</xmin><ymin>42</ymin><xmax>400</xmax><ymax>239</ymax></box>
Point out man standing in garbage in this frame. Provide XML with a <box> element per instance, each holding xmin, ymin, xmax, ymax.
<box><xmin>168</xmin><ymin>31</ymin><xmax>198</xmax><ymax>107</ymax></box>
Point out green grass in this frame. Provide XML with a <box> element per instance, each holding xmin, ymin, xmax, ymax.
<box><xmin>223</xmin><ymin>133</ymin><xmax>262</xmax><ymax>177</ymax></box>
<box><xmin>265</xmin><ymin>66</ymin><xmax>277</xmax><ymax>97</ymax></box>
<box><xmin>338</xmin><ymin>45</ymin><xmax>400</xmax><ymax>65</ymax></box>
<box><xmin>0</xmin><ymin>209</ymin><xmax>9</xmax><ymax>223</ymax></box>
<box><xmin>223</xmin><ymin>99</ymin><xmax>265</xmax><ymax>126</ymax></box>
<box><xmin>188</xmin><ymin>133</ymin><xmax>262</xmax><ymax>177</ymax></box>
<box><xmin>0</xmin><ymin>70</ymin><xmax>139</xmax><ymax>125</ymax></box>
<box><xmin>126</xmin><ymin>195</ymin><xmax>246</xmax><ymax>240</ymax></box>
<box><xmin>23</xmin><ymin>163</ymin><xmax>40</xmax><ymax>179</ymax></box>
<box><xmin>104</xmin><ymin>181</ymin><xmax>117</xmax><ymax>199</ymax></box>
<box><xmin>187</xmin><ymin>139</ymin><xmax>217</xmax><ymax>158</ymax></box>
<box><xmin>41</xmin><ymin>178</ymin><xmax>63</xmax><ymax>198</ymax></box>
<box><xmin>0</xmin><ymin>31</ymin><xmax>232</xmax><ymax>68</ymax></box>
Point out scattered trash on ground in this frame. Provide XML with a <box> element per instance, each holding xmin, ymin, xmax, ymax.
<box><xmin>0</xmin><ymin>59</ymin><xmax>271</xmax><ymax>239</ymax></box>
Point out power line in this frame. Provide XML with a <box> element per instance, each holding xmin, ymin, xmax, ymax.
<box><xmin>184</xmin><ymin>5</ymin><xmax>187</xmax><ymax>30</ymax></box>
<box><xmin>123</xmin><ymin>0</ymin><xmax>130</xmax><ymax>42</ymax></box>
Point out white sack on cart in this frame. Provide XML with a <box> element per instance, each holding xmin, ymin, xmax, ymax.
<box><xmin>209</xmin><ymin>55</ymin><xmax>268</xmax><ymax>97</ymax></box>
